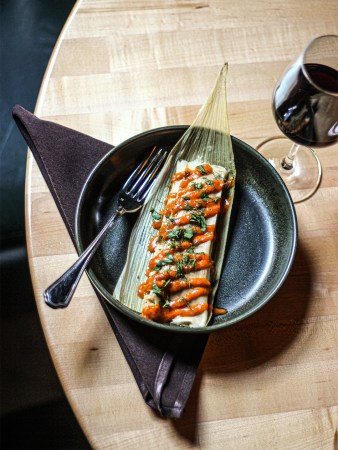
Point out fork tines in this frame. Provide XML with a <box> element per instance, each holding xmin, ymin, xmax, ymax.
<box><xmin>124</xmin><ymin>147</ymin><xmax>168</xmax><ymax>201</ymax></box>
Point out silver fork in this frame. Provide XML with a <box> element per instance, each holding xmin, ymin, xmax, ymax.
<box><xmin>44</xmin><ymin>146</ymin><xmax>168</xmax><ymax>309</ymax></box>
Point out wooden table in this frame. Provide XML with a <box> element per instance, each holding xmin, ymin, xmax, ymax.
<box><xmin>27</xmin><ymin>0</ymin><xmax>338</xmax><ymax>448</ymax></box>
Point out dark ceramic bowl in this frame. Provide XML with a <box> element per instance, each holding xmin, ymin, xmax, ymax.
<box><xmin>75</xmin><ymin>126</ymin><xmax>297</xmax><ymax>333</ymax></box>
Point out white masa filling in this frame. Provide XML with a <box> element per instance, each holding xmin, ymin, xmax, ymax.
<box><xmin>143</xmin><ymin>160</ymin><xmax>226</xmax><ymax>327</ymax></box>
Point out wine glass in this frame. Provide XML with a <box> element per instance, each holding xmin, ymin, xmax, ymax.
<box><xmin>257</xmin><ymin>35</ymin><xmax>338</xmax><ymax>203</ymax></box>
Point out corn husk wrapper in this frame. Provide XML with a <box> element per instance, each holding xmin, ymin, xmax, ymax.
<box><xmin>113</xmin><ymin>63</ymin><xmax>235</xmax><ymax>323</ymax></box>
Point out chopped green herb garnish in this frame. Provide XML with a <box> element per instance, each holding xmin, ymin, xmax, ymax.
<box><xmin>162</xmin><ymin>299</ymin><xmax>170</xmax><ymax>309</ymax></box>
<box><xmin>167</xmin><ymin>228</ymin><xmax>182</xmax><ymax>240</ymax></box>
<box><xmin>182</xmin><ymin>254</ymin><xmax>191</xmax><ymax>266</ymax></box>
<box><xmin>154</xmin><ymin>254</ymin><xmax>174</xmax><ymax>271</ymax></box>
<box><xmin>201</xmin><ymin>191</ymin><xmax>210</xmax><ymax>201</ymax></box>
<box><xmin>190</xmin><ymin>212</ymin><xmax>207</xmax><ymax>232</ymax></box>
<box><xmin>183</xmin><ymin>226</ymin><xmax>196</xmax><ymax>240</ymax></box>
<box><xmin>168</xmin><ymin>226</ymin><xmax>195</xmax><ymax>241</ymax></box>
<box><xmin>205</xmin><ymin>179</ymin><xmax>214</xmax><ymax>186</ymax></box>
<box><xmin>190</xmin><ymin>257</ymin><xmax>197</xmax><ymax>269</ymax></box>
<box><xmin>175</xmin><ymin>260</ymin><xmax>185</xmax><ymax>278</ymax></box>
<box><xmin>162</xmin><ymin>279</ymin><xmax>172</xmax><ymax>287</ymax></box>
<box><xmin>191</xmin><ymin>182</ymin><xmax>203</xmax><ymax>190</ymax></box>
<box><xmin>152</xmin><ymin>283</ymin><xmax>163</xmax><ymax>296</ymax></box>
<box><xmin>184</xmin><ymin>204</ymin><xmax>193</xmax><ymax>211</ymax></box>
<box><xmin>150</xmin><ymin>208</ymin><xmax>162</xmax><ymax>221</ymax></box>
<box><xmin>186</xmin><ymin>247</ymin><xmax>205</xmax><ymax>255</ymax></box>
<box><xmin>213</xmin><ymin>197</ymin><xmax>219</xmax><ymax>203</ymax></box>
<box><xmin>197</xmin><ymin>165</ymin><xmax>207</xmax><ymax>174</ymax></box>
<box><xmin>183</xmin><ymin>196</ymin><xmax>190</xmax><ymax>201</ymax></box>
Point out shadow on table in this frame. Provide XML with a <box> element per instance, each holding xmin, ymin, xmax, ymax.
<box><xmin>171</xmin><ymin>240</ymin><xmax>313</xmax><ymax>444</ymax></box>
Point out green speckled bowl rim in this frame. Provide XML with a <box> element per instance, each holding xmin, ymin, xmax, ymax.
<box><xmin>75</xmin><ymin>126</ymin><xmax>298</xmax><ymax>334</ymax></box>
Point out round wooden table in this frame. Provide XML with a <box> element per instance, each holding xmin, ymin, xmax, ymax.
<box><xmin>27</xmin><ymin>0</ymin><xmax>338</xmax><ymax>448</ymax></box>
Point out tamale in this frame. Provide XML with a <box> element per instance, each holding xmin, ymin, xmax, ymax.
<box><xmin>113</xmin><ymin>63</ymin><xmax>235</xmax><ymax>327</ymax></box>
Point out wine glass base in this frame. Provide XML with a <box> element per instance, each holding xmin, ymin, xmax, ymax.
<box><xmin>257</xmin><ymin>137</ymin><xmax>322</xmax><ymax>203</ymax></box>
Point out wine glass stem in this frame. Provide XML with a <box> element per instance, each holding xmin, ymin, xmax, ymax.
<box><xmin>281</xmin><ymin>143</ymin><xmax>299</xmax><ymax>170</ymax></box>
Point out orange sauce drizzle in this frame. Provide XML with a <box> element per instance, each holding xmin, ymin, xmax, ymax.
<box><xmin>142</xmin><ymin>302</ymin><xmax>209</xmax><ymax>323</ymax></box>
<box><xmin>138</xmin><ymin>163</ymin><xmax>234</xmax><ymax>323</ymax></box>
<box><xmin>170</xmin><ymin>287</ymin><xmax>210</xmax><ymax>309</ymax></box>
<box><xmin>212</xmin><ymin>307</ymin><xmax>228</xmax><ymax>316</ymax></box>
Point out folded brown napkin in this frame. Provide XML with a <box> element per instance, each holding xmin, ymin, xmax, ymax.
<box><xmin>13</xmin><ymin>105</ymin><xmax>209</xmax><ymax>418</ymax></box>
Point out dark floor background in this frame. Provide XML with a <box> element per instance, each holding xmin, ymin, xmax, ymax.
<box><xmin>0</xmin><ymin>1</ymin><xmax>91</xmax><ymax>448</ymax></box>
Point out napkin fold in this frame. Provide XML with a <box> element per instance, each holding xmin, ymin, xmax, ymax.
<box><xmin>13</xmin><ymin>105</ymin><xmax>209</xmax><ymax>418</ymax></box>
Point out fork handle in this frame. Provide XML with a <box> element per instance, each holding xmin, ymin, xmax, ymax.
<box><xmin>44</xmin><ymin>206</ymin><xmax>125</xmax><ymax>309</ymax></box>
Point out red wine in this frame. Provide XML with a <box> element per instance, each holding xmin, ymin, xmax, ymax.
<box><xmin>273</xmin><ymin>63</ymin><xmax>338</xmax><ymax>148</ymax></box>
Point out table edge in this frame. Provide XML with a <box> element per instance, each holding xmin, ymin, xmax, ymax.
<box><xmin>24</xmin><ymin>0</ymin><xmax>92</xmax><ymax>445</ymax></box>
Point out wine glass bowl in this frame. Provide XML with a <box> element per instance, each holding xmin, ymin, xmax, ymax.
<box><xmin>258</xmin><ymin>35</ymin><xmax>338</xmax><ymax>203</ymax></box>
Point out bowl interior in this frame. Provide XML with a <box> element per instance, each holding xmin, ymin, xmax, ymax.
<box><xmin>75</xmin><ymin>126</ymin><xmax>297</xmax><ymax>333</ymax></box>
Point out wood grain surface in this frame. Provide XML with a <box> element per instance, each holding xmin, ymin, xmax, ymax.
<box><xmin>27</xmin><ymin>0</ymin><xmax>338</xmax><ymax>448</ymax></box>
